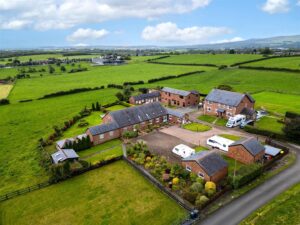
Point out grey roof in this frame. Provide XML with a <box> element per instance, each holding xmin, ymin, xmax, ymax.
<box><xmin>161</xmin><ymin>87</ymin><xmax>191</xmax><ymax>97</ymax></box>
<box><xmin>132</xmin><ymin>91</ymin><xmax>160</xmax><ymax>101</ymax></box>
<box><xmin>183</xmin><ymin>151</ymin><xmax>228</xmax><ymax>176</ymax></box>
<box><xmin>229</xmin><ymin>138</ymin><xmax>265</xmax><ymax>156</ymax></box>
<box><xmin>51</xmin><ymin>149</ymin><xmax>79</xmax><ymax>164</ymax></box>
<box><xmin>110</xmin><ymin>102</ymin><xmax>167</xmax><ymax>128</ymax></box>
<box><xmin>88</xmin><ymin>122</ymin><xmax>119</xmax><ymax>136</ymax></box>
<box><xmin>56</xmin><ymin>138</ymin><xmax>74</xmax><ymax>149</ymax></box>
<box><xmin>265</xmin><ymin>145</ymin><xmax>281</xmax><ymax>156</ymax></box>
<box><xmin>205</xmin><ymin>89</ymin><xmax>255</xmax><ymax>107</ymax></box>
<box><xmin>165</xmin><ymin>108</ymin><xmax>185</xmax><ymax>118</ymax></box>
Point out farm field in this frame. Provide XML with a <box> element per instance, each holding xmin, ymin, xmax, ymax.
<box><xmin>0</xmin><ymin>161</ymin><xmax>187</xmax><ymax>225</ymax></box>
<box><xmin>0</xmin><ymin>84</ymin><xmax>13</xmax><ymax>98</ymax></box>
<box><xmin>8</xmin><ymin>63</ymin><xmax>209</xmax><ymax>102</ymax></box>
<box><xmin>243</xmin><ymin>56</ymin><xmax>300</xmax><ymax>69</ymax></box>
<box><xmin>153</xmin><ymin>54</ymin><xmax>263</xmax><ymax>66</ymax></box>
<box><xmin>252</xmin><ymin>92</ymin><xmax>300</xmax><ymax>115</ymax></box>
<box><xmin>0</xmin><ymin>89</ymin><xmax>118</xmax><ymax>195</ymax></box>
<box><xmin>254</xmin><ymin>116</ymin><xmax>284</xmax><ymax>134</ymax></box>
<box><xmin>139</xmin><ymin>68</ymin><xmax>300</xmax><ymax>95</ymax></box>
<box><xmin>241</xmin><ymin>182</ymin><xmax>300</xmax><ymax>225</ymax></box>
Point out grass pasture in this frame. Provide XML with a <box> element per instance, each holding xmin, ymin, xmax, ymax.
<box><xmin>0</xmin><ymin>161</ymin><xmax>187</xmax><ymax>225</ymax></box>
<box><xmin>243</xmin><ymin>56</ymin><xmax>300</xmax><ymax>70</ymax></box>
<box><xmin>0</xmin><ymin>84</ymin><xmax>13</xmax><ymax>98</ymax></box>
<box><xmin>254</xmin><ymin>116</ymin><xmax>284</xmax><ymax>134</ymax></box>
<box><xmin>183</xmin><ymin>122</ymin><xmax>211</xmax><ymax>132</ymax></box>
<box><xmin>154</xmin><ymin>54</ymin><xmax>263</xmax><ymax>66</ymax></box>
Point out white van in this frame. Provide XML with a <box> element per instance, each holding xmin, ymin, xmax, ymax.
<box><xmin>226</xmin><ymin>114</ymin><xmax>246</xmax><ymax>128</ymax></box>
<box><xmin>206</xmin><ymin>135</ymin><xmax>235</xmax><ymax>152</ymax></box>
<box><xmin>172</xmin><ymin>144</ymin><xmax>195</xmax><ymax>158</ymax></box>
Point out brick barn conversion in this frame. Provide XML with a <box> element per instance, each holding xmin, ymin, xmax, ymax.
<box><xmin>86</xmin><ymin>102</ymin><xmax>187</xmax><ymax>145</ymax></box>
<box><xmin>129</xmin><ymin>91</ymin><xmax>160</xmax><ymax>105</ymax></box>
<box><xmin>182</xmin><ymin>151</ymin><xmax>228</xmax><ymax>183</ymax></box>
<box><xmin>160</xmin><ymin>87</ymin><xmax>200</xmax><ymax>107</ymax></box>
<box><xmin>228</xmin><ymin>137</ymin><xmax>265</xmax><ymax>164</ymax></box>
<box><xmin>203</xmin><ymin>89</ymin><xmax>255</xmax><ymax>118</ymax></box>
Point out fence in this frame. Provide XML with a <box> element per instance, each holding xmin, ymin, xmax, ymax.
<box><xmin>0</xmin><ymin>181</ymin><xmax>50</xmax><ymax>202</ymax></box>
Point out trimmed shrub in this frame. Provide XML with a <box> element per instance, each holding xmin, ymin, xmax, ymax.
<box><xmin>183</xmin><ymin>190</ymin><xmax>198</xmax><ymax>203</ymax></box>
<box><xmin>190</xmin><ymin>182</ymin><xmax>204</xmax><ymax>193</ymax></box>
<box><xmin>172</xmin><ymin>177</ymin><xmax>179</xmax><ymax>185</ymax></box>
<box><xmin>195</xmin><ymin>195</ymin><xmax>209</xmax><ymax>207</ymax></box>
<box><xmin>205</xmin><ymin>181</ymin><xmax>216</xmax><ymax>193</ymax></box>
<box><xmin>122</xmin><ymin>130</ymin><xmax>138</xmax><ymax>139</ymax></box>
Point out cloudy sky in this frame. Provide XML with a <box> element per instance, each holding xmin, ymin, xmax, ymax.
<box><xmin>0</xmin><ymin>0</ymin><xmax>299</xmax><ymax>48</ymax></box>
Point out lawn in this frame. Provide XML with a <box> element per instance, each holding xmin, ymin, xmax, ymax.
<box><xmin>79</xmin><ymin>139</ymin><xmax>122</xmax><ymax>158</ymax></box>
<box><xmin>195</xmin><ymin>146</ymin><xmax>209</xmax><ymax>152</ymax></box>
<box><xmin>254</xmin><ymin>116</ymin><xmax>284</xmax><ymax>134</ymax></box>
<box><xmin>243</xmin><ymin>56</ymin><xmax>300</xmax><ymax>70</ymax></box>
<box><xmin>215</xmin><ymin>118</ymin><xmax>228</xmax><ymax>126</ymax></box>
<box><xmin>241</xmin><ymin>182</ymin><xmax>300</xmax><ymax>225</ymax></box>
<box><xmin>0</xmin><ymin>88</ymin><xmax>118</xmax><ymax>195</ymax></box>
<box><xmin>154</xmin><ymin>54</ymin><xmax>263</xmax><ymax>66</ymax></box>
<box><xmin>0</xmin><ymin>84</ymin><xmax>13</xmax><ymax>98</ymax></box>
<box><xmin>0</xmin><ymin>161</ymin><xmax>187</xmax><ymax>225</ymax></box>
<box><xmin>183</xmin><ymin>122</ymin><xmax>211</xmax><ymax>132</ymax></box>
<box><xmin>253</xmin><ymin>92</ymin><xmax>300</xmax><ymax>115</ymax></box>
<box><xmin>138</xmin><ymin>69</ymin><xmax>300</xmax><ymax>95</ymax></box>
<box><xmin>8</xmin><ymin>62</ymin><xmax>204</xmax><ymax>101</ymax></box>
<box><xmin>106</xmin><ymin>104</ymin><xmax>128</xmax><ymax>111</ymax></box>
<box><xmin>197</xmin><ymin>115</ymin><xmax>217</xmax><ymax>123</ymax></box>
<box><xmin>219</xmin><ymin>134</ymin><xmax>242</xmax><ymax>141</ymax></box>
<box><xmin>82</xmin><ymin>146</ymin><xmax>123</xmax><ymax>165</ymax></box>
<box><xmin>222</xmin><ymin>155</ymin><xmax>244</xmax><ymax>175</ymax></box>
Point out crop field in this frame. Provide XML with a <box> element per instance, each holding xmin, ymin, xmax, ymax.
<box><xmin>140</xmin><ymin>68</ymin><xmax>300</xmax><ymax>95</ymax></box>
<box><xmin>0</xmin><ymin>84</ymin><xmax>13</xmax><ymax>98</ymax></box>
<box><xmin>0</xmin><ymin>89</ymin><xmax>117</xmax><ymax>195</ymax></box>
<box><xmin>8</xmin><ymin>63</ymin><xmax>209</xmax><ymax>102</ymax></box>
<box><xmin>243</xmin><ymin>56</ymin><xmax>300</xmax><ymax>69</ymax></box>
<box><xmin>241</xmin><ymin>183</ymin><xmax>300</xmax><ymax>225</ymax></box>
<box><xmin>0</xmin><ymin>161</ymin><xmax>187</xmax><ymax>225</ymax></box>
<box><xmin>153</xmin><ymin>54</ymin><xmax>263</xmax><ymax>66</ymax></box>
<box><xmin>253</xmin><ymin>92</ymin><xmax>300</xmax><ymax>115</ymax></box>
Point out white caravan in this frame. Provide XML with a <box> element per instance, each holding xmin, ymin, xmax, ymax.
<box><xmin>206</xmin><ymin>135</ymin><xmax>235</xmax><ymax>152</ymax></box>
<box><xmin>172</xmin><ymin>144</ymin><xmax>195</xmax><ymax>158</ymax></box>
<box><xmin>226</xmin><ymin>114</ymin><xmax>246</xmax><ymax>128</ymax></box>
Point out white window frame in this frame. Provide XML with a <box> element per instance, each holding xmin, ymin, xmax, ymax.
<box><xmin>109</xmin><ymin>131</ymin><xmax>114</xmax><ymax>136</ymax></box>
<box><xmin>186</xmin><ymin>166</ymin><xmax>192</xmax><ymax>172</ymax></box>
<box><xmin>163</xmin><ymin>115</ymin><xmax>168</xmax><ymax>122</ymax></box>
<box><xmin>99</xmin><ymin>134</ymin><xmax>104</xmax><ymax>139</ymax></box>
<box><xmin>156</xmin><ymin>117</ymin><xmax>160</xmax><ymax>123</ymax></box>
<box><xmin>149</xmin><ymin>119</ymin><xmax>153</xmax><ymax>124</ymax></box>
<box><xmin>207</xmin><ymin>107</ymin><xmax>211</xmax><ymax>112</ymax></box>
<box><xmin>198</xmin><ymin>172</ymin><xmax>204</xmax><ymax>178</ymax></box>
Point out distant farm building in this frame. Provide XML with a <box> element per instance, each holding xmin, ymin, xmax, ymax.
<box><xmin>160</xmin><ymin>87</ymin><xmax>200</xmax><ymax>107</ymax></box>
<box><xmin>129</xmin><ymin>91</ymin><xmax>161</xmax><ymax>105</ymax></box>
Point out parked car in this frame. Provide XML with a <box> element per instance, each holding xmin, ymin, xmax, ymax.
<box><xmin>256</xmin><ymin>110</ymin><xmax>267</xmax><ymax>121</ymax></box>
<box><xmin>226</xmin><ymin>114</ymin><xmax>246</xmax><ymax>128</ymax></box>
<box><xmin>206</xmin><ymin>135</ymin><xmax>234</xmax><ymax>152</ymax></box>
<box><xmin>172</xmin><ymin>144</ymin><xmax>195</xmax><ymax>158</ymax></box>
<box><xmin>240</xmin><ymin>119</ymin><xmax>255</xmax><ymax>128</ymax></box>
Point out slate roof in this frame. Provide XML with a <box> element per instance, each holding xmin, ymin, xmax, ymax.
<box><xmin>51</xmin><ymin>149</ymin><xmax>79</xmax><ymax>164</ymax></box>
<box><xmin>229</xmin><ymin>137</ymin><xmax>265</xmax><ymax>156</ymax></box>
<box><xmin>265</xmin><ymin>145</ymin><xmax>281</xmax><ymax>156</ymax></box>
<box><xmin>56</xmin><ymin>138</ymin><xmax>74</xmax><ymax>149</ymax></box>
<box><xmin>161</xmin><ymin>87</ymin><xmax>191</xmax><ymax>97</ymax></box>
<box><xmin>183</xmin><ymin>151</ymin><xmax>228</xmax><ymax>176</ymax></box>
<box><xmin>165</xmin><ymin>108</ymin><xmax>185</xmax><ymax>118</ymax></box>
<box><xmin>88</xmin><ymin>122</ymin><xmax>119</xmax><ymax>136</ymax></box>
<box><xmin>205</xmin><ymin>89</ymin><xmax>255</xmax><ymax>107</ymax></box>
<box><xmin>109</xmin><ymin>102</ymin><xmax>167</xmax><ymax>128</ymax></box>
<box><xmin>132</xmin><ymin>91</ymin><xmax>160</xmax><ymax>101</ymax></box>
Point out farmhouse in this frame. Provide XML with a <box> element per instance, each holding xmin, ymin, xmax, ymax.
<box><xmin>86</xmin><ymin>102</ymin><xmax>184</xmax><ymax>145</ymax></box>
<box><xmin>182</xmin><ymin>151</ymin><xmax>228</xmax><ymax>183</ymax></box>
<box><xmin>160</xmin><ymin>87</ymin><xmax>200</xmax><ymax>107</ymax></box>
<box><xmin>203</xmin><ymin>89</ymin><xmax>255</xmax><ymax>118</ymax></box>
<box><xmin>51</xmin><ymin>149</ymin><xmax>79</xmax><ymax>164</ymax></box>
<box><xmin>228</xmin><ymin>138</ymin><xmax>265</xmax><ymax>164</ymax></box>
<box><xmin>129</xmin><ymin>91</ymin><xmax>160</xmax><ymax>105</ymax></box>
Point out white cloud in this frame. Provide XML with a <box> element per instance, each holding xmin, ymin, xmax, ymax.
<box><xmin>0</xmin><ymin>0</ymin><xmax>211</xmax><ymax>30</ymax></box>
<box><xmin>0</xmin><ymin>19</ymin><xmax>31</xmax><ymax>29</ymax></box>
<box><xmin>67</xmin><ymin>28</ymin><xmax>109</xmax><ymax>42</ymax></box>
<box><xmin>73</xmin><ymin>43</ymin><xmax>90</xmax><ymax>47</ymax></box>
<box><xmin>212</xmin><ymin>37</ymin><xmax>244</xmax><ymax>44</ymax></box>
<box><xmin>262</xmin><ymin>0</ymin><xmax>290</xmax><ymax>14</ymax></box>
<box><xmin>141</xmin><ymin>22</ymin><xmax>231</xmax><ymax>43</ymax></box>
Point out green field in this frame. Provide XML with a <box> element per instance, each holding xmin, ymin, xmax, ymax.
<box><xmin>254</xmin><ymin>116</ymin><xmax>284</xmax><ymax>134</ymax></box>
<box><xmin>241</xmin><ymin>183</ymin><xmax>300</xmax><ymax>225</ymax></box>
<box><xmin>253</xmin><ymin>92</ymin><xmax>300</xmax><ymax>115</ymax></box>
<box><xmin>243</xmin><ymin>56</ymin><xmax>300</xmax><ymax>70</ymax></box>
<box><xmin>0</xmin><ymin>161</ymin><xmax>187</xmax><ymax>225</ymax></box>
<box><xmin>8</xmin><ymin>63</ymin><xmax>208</xmax><ymax>101</ymax></box>
<box><xmin>183</xmin><ymin>122</ymin><xmax>211</xmax><ymax>132</ymax></box>
<box><xmin>0</xmin><ymin>89</ymin><xmax>117</xmax><ymax>195</ymax></box>
<box><xmin>154</xmin><ymin>54</ymin><xmax>263</xmax><ymax>66</ymax></box>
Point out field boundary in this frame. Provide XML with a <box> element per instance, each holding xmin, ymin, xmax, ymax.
<box><xmin>238</xmin><ymin>65</ymin><xmax>300</xmax><ymax>73</ymax></box>
<box><xmin>147</xmin><ymin>61</ymin><xmax>219</xmax><ymax>67</ymax></box>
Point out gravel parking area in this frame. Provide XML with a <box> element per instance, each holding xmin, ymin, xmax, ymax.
<box><xmin>133</xmin><ymin>131</ymin><xmax>195</xmax><ymax>164</ymax></box>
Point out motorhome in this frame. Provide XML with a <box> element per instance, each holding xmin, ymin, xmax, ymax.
<box><xmin>172</xmin><ymin>144</ymin><xmax>195</xmax><ymax>158</ymax></box>
<box><xmin>226</xmin><ymin>114</ymin><xmax>246</xmax><ymax>128</ymax></box>
<box><xmin>206</xmin><ymin>135</ymin><xmax>235</xmax><ymax>152</ymax></box>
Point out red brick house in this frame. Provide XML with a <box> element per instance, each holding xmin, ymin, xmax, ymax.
<box><xmin>228</xmin><ymin>138</ymin><xmax>265</xmax><ymax>164</ymax></box>
<box><xmin>203</xmin><ymin>89</ymin><xmax>255</xmax><ymax>118</ymax></box>
<box><xmin>182</xmin><ymin>151</ymin><xmax>228</xmax><ymax>183</ymax></box>
<box><xmin>129</xmin><ymin>91</ymin><xmax>160</xmax><ymax>105</ymax></box>
<box><xmin>86</xmin><ymin>102</ymin><xmax>186</xmax><ymax>145</ymax></box>
<box><xmin>160</xmin><ymin>87</ymin><xmax>199</xmax><ymax>107</ymax></box>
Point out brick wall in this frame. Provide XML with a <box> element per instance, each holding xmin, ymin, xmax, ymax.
<box><xmin>86</xmin><ymin>129</ymin><xmax>121</xmax><ymax>145</ymax></box>
<box><xmin>227</xmin><ymin>145</ymin><xmax>264</xmax><ymax>164</ymax></box>
<box><xmin>160</xmin><ymin>91</ymin><xmax>199</xmax><ymax>107</ymax></box>
<box><xmin>129</xmin><ymin>96</ymin><xmax>160</xmax><ymax>105</ymax></box>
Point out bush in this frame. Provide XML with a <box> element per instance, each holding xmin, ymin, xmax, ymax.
<box><xmin>205</xmin><ymin>181</ymin><xmax>216</xmax><ymax>193</ymax></box>
<box><xmin>0</xmin><ymin>98</ymin><xmax>10</xmax><ymax>105</ymax></box>
<box><xmin>183</xmin><ymin>190</ymin><xmax>198</xmax><ymax>203</ymax></box>
<box><xmin>196</xmin><ymin>177</ymin><xmax>205</xmax><ymax>184</ymax></box>
<box><xmin>172</xmin><ymin>177</ymin><xmax>179</xmax><ymax>185</ymax></box>
<box><xmin>122</xmin><ymin>130</ymin><xmax>138</xmax><ymax>139</ymax></box>
<box><xmin>190</xmin><ymin>182</ymin><xmax>203</xmax><ymax>193</ymax></box>
<box><xmin>195</xmin><ymin>195</ymin><xmax>209</xmax><ymax>207</ymax></box>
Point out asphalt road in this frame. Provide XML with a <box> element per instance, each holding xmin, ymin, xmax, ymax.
<box><xmin>197</xmin><ymin>143</ymin><xmax>300</xmax><ymax>225</ymax></box>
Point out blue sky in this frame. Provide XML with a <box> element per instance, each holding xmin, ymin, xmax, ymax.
<box><xmin>0</xmin><ymin>0</ymin><xmax>299</xmax><ymax>48</ymax></box>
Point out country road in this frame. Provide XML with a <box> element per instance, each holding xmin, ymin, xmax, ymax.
<box><xmin>197</xmin><ymin>143</ymin><xmax>300</xmax><ymax>225</ymax></box>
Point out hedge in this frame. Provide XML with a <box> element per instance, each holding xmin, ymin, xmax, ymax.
<box><xmin>148</xmin><ymin>71</ymin><xmax>204</xmax><ymax>83</ymax></box>
<box><xmin>146</xmin><ymin>55</ymin><xmax>170</xmax><ymax>61</ymax></box>
<box><xmin>147</xmin><ymin>61</ymin><xmax>218</xmax><ymax>67</ymax></box>
<box><xmin>285</xmin><ymin>111</ymin><xmax>300</xmax><ymax>119</ymax></box>
<box><xmin>123</xmin><ymin>81</ymin><xmax>144</xmax><ymax>86</ymax></box>
<box><xmin>0</xmin><ymin>98</ymin><xmax>10</xmax><ymax>105</ymax></box>
<box><xmin>238</xmin><ymin>66</ymin><xmax>300</xmax><ymax>73</ymax></box>
<box><xmin>243</xmin><ymin>125</ymin><xmax>286</xmax><ymax>140</ymax></box>
<box><xmin>107</xmin><ymin>84</ymin><xmax>123</xmax><ymax>89</ymax></box>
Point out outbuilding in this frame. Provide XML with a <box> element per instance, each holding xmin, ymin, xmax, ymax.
<box><xmin>51</xmin><ymin>149</ymin><xmax>79</xmax><ymax>164</ymax></box>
